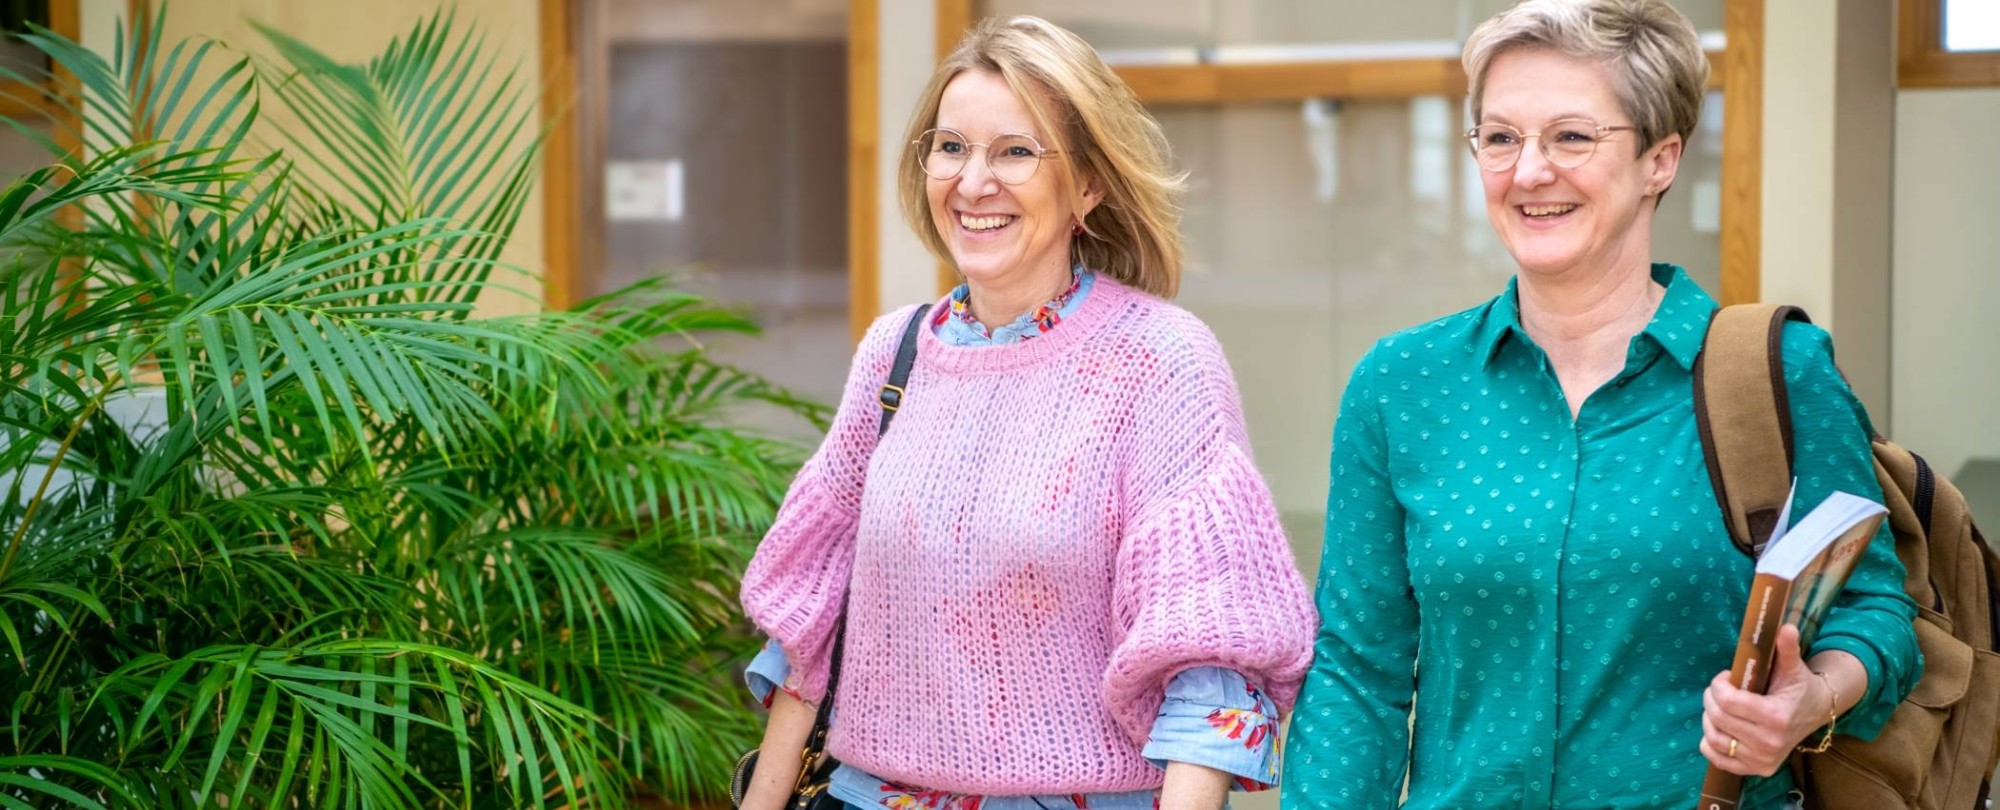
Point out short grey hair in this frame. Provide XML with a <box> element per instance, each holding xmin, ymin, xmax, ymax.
<box><xmin>1463</xmin><ymin>0</ymin><xmax>1709</xmax><ymax>155</ymax></box>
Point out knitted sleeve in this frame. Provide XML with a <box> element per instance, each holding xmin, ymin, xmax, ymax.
<box><xmin>1101</xmin><ymin>315</ymin><xmax>1317</xmax><ymax>747</ymax></box>
<box><xmin>737</xmin><ymin>306</ymin><xmax>915</xmax><ymax>704</ymax></box>
<box><xmin>1281</xmin><ymin>342</ymin><xmax>1418</xmax><ymax>810</ymax></box>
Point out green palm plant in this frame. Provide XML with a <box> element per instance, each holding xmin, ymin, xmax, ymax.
<box><xmin>0</xmin><ymin>7</ymin><xmax>817</xmax><ymax>808</ymax></box>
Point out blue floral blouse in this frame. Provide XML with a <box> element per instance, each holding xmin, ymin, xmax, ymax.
<box><xmin>746</xmin><ymin>266</ymin><xmax>1282</xmax><ymax>810</ymax></box>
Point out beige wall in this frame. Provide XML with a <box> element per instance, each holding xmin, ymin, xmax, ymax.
<box><xmin>1891</xmin><ymin>87</ymin><xmax>2000</xmax><ymax>509</ymax></box>
<box><xmin>1759</xmin><ymin>0</ymin><xmax>1895</xmax><ymax>419</ymax></box>
<box><xmin>876</xmin><ymin>0</ymin><xmax>943</xmax><ymax>313</ymax></box>
<box><xmin>85</xmin><ymin>0</ymin><xmax>547</xmax><ymax>316</ymax></box>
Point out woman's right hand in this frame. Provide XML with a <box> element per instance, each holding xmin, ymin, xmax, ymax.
<box><xmin>738</xmin><ymin>688</ymin><xmax>818</xmax><ymax>810</ymax></box>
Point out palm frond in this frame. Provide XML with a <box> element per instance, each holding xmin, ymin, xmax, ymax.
<box><xmin>255</xmin><ymin>10</ymin><xmax>543</xmax><ymax>308</ymax></box>
<box><xmin>0</xmin><ymin>755</ymin><xmax>137</xmax><ymax>810</ymax></box>
<box><xmin>0</xmin><ymin>7</ymin><xmax>819</xmax><ymax>809</ymax></box>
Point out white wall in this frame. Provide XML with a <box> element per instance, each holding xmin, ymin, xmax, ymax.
<box><xmin>1890</xmin><ymin>87</ymin><xmax>2000</xmax><ymax>516</ymax></box>
<box><xmin>876</xmin><ymin>0</ymin><xmax>944</xmax><ymax>313</ymax></box>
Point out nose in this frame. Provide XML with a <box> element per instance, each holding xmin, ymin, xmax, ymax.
<box><xmin>953</xmin><ymin>147</ymin><xmax>1003</xmax><ymax>199</ymax></box>
<box><xmin>1510</xmin><ymin>138</ymin><xmax>1557</xmax><ymax>189</ymax></box>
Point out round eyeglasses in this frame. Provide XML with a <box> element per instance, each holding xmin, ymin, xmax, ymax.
<box><xmin>1465</xmin><ymin>118</ymin><xmax>1637</xmax><ymax>173</ymax></box>
<box><xmin>913</xmin><ymin>128</ymin><xmax>1058</xmax><ymax>186</ymax></box>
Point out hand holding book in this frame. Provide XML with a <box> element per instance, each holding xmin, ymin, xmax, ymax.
<box><xmin>1699</xmin><ymin>623</ymin><xmax>1858</xmax><ymax>776</ymax></box>
<box><xmin>1693</xmin><ymin>487</ymin><xmax>1887</xmax><ymax>810</ymax></box>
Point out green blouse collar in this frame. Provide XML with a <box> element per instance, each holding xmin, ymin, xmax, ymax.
<box><xmin>1474</xmin><ymin>263</ymin><xmax>1718</xmax><ymax>371</ymax></box>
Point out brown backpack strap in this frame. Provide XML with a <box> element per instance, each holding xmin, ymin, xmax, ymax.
<box><xmin>1692</xmin><ymin>303</ymin><xmax>1813</xmax><ymax>557</ymax></box>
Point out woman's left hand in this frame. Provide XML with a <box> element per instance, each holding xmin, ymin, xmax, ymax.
<box><xmin>1698</xmin><ymin>624</ymin><xmax>1843</xmax><ymax>776</ymax></box>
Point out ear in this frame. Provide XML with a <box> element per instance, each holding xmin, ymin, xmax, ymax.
<box><xmin>1643</xmin><ymin>132</ymin><xmax>1684</xmax><ymax>197</ymax></box>
<box><xmin>1073</xmin><ymin>175</ymin><xmax>1105</xmax><ymax>222</ymax></box>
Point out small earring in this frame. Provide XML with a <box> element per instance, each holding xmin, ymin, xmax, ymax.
<box><xmin>1071</xmin><ymin>217</ymin><xmax>1085</xmax><ymax>236</ymax></box>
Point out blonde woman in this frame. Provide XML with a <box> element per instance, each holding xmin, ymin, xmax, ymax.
<box><xmin>1282</xmin><ymin>1</ymin><xmax>1918</xmax><ymax>809</ymax></box>
<box><xmin>736</xmin><ymin>16</ymin><xmax>1316</xmax><ymax>810</ymax></box>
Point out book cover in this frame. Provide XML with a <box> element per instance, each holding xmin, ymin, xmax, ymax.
<box><xmin>1694</xmin><ymin>488</ymin><xmax>1887</xmax><ymax>810</ymax></box>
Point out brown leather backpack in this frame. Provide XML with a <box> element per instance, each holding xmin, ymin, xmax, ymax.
<box><xmin>1694</xmin><ymin>303</ymin><xmax>2000</xmax><ymax>809</ymax></box>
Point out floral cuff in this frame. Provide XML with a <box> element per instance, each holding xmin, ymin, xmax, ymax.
<box><xmin>1140</xmin><ymin>667</ymin><xmax>1281</xmax><ymax>791</ymax></box>
<box><xmin>745</xmin><ymin>638</ymin><xmax>806</xmax><ymax>709</ymax></box>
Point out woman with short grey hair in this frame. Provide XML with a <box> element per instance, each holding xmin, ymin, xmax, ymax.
<box><xmin>1280</xmin><ymin>2</ymin><xmax>1919</xmax><ymax>808</ymax></box>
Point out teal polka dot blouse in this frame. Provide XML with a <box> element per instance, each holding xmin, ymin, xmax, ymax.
<box><xmin>1280</xmin><ymin>265</ymin><xmax>1920</xmax><ymax>810</ymax></box>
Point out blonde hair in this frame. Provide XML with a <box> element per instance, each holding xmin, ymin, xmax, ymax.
<box><xmin>1463</xmin><ymin>0</ymin><xmax>1708</xmax><ymax>163</ymax></box>
<box><xmin>897</xmin><ymin>16</ymin><xmax>1185</xmax><ymax>299</ymax></box>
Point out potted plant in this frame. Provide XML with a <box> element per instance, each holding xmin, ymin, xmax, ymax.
<box><xmin>0</xmin><ymin>8</ymin><xmax>817</xmax><ymax>808</ymax></box>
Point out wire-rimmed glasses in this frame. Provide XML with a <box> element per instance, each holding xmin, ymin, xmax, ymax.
<box><xmin>1465</xmin><ymin>118</ymin><xmax>1637</xmax><ymax>173</ymax></box>
<box><xmin>913</xmin><ymin>128</ymin><xmax>1058</xmax><ymax>185</ymax></box>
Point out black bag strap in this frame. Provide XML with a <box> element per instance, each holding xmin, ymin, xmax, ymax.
<box><xmin>1691</xmin><ymin>303</ymin><xmax>1813</xmax><ymax>558</ymax></box>
<box><xmin>876</xmin><ymin>304</ymin><xmax>931</xmax><ymax>437</ymax></box>
<box><xmin>811</xmin><ymin>303</ymin><xmax>931</xmax><ymax>752</ymax></box>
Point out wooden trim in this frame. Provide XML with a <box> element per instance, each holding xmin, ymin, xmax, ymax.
<box><xmin>936</xmin><ymin>0</ymin><xmax>972</xmax><ymax>64</ymax></box>
<box><xmin>0</xmin><ymin>81</ymin><xmax>54</xmax><ymax>118</ymax></box>
<box><xmin>126</xmin><ymin>0</ymin><xmax>162</xmax><ymax>229</ymax></box>
<box><xmin>1719</xmin><ymin>0</ymin><xmax>1762</xmax><ymax>306</ymax></box>
<box><xmin>932</xmin><ymin>0</ymin><xmax>973</xmax><ymax>296</ymax></box>
<box><xmin>0</xmin><ymin>0</ymin><xmax>83</xmax><ymax>122</ymax></box>
<box><xmin>1898</xmin><ymin>0</ymin><xmax>2000</xmax><ymax>88</ymax></box>
<box><xmin>1113</xmin><ymin>60</ymin><xmax>1465</xmax><ymax>105</ymax></box>
<box><xmin>1133</xmin><ymin>59</ymin><xmax>1462</xmax><ymax>105</ymax></box>
<box><xmin>1117</xmin><ymin>50</ymin><xmax>1724</xmax><ymax>105</ymax></box>
<box><xmin>1220</xmin><ymin>58</ymin><xmax>1465</xmax><ymax>102</ymax></box>
<box><xmin>539</xmin><ymin>0</ymin><xmax>579</xmax><ymax>310</ymax></box>
<box><xmin>50</xmin><ymin>0</ymin><xmax>85</xmax><ymax>315</ymax></box>
<box><xmin>1113</xmin><ymin>64</ymin><xmax>1219</xmax><ymax>104</ymax></box>
<box><xmin>849</xmin><ymin>0</ymin><xmax>881</xmax><ymax>341</ymax></box>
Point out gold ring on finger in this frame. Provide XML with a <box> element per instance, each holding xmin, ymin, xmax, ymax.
<box><xmin>1727</xmin><ymin>738</ymin><xmax>1738</xmax><ymax>758</ymax></box>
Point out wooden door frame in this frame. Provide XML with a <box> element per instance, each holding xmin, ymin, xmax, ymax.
<box><xmin>851</xmin><ymin>0</ymin><xmax>880</xmax><ymax>339</ymax></box>
<box><xmin>539</xmin><ymin>0</ymin><xmax>581</xmax><ymax>310</ymax></box>
<box><xmin>0</xmin><ymin>0</ymin><xmax>84</xmax><ymax>119</ymax></box>
<box><xmin>1719</xmin><ymin>0</ymin><xmax>1761</xmax><ymax>306</ymax></box>
<box><xmin>1898</xmin><ymin>0</ymin><xmax>2000</xmax><ymax>88</ymax></box>
<box><xmin>540</xmin><ymin>0</ymin><xmax>880</xmax><ymax>339</ymax></box>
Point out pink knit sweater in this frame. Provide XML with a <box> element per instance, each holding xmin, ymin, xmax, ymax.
<box><xmin>738</xmin><ymin>277</ymin><xmax>1316</xmax><ymax>795</ymax></box>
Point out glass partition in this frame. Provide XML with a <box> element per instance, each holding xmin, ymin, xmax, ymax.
<box><xmin>1110</xmin><ymin>96</ymin><xmax>1720</xmax><ymax>568</ymax></box>
<box><xmin>983</xmin><ymin>0</ymin><xmax>1724</xmax><ymax>63</ymax></box>
<box><xmin>983</xmin><ymin>0</ymin><xmax>1211</xmax><ymax>61</ymax></box>
<box><xmin>583</xmin><ymin>1</ymin><xmax>851</xmax><ymax>438</ymax></box>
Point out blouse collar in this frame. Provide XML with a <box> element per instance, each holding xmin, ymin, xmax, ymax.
<box><xmin>932</xmin><ymin>265</ymin><xmax>1094</xmax><ymax>347</ymax></box>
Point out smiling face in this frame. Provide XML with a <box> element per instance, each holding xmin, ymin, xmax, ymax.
<box><xmin>1477</xmin><ymin>47</ymin><xmax>1682</xmax><ymax>281</ymax></box>
<box><xmin>926</xmin><ymin>70</ymin><xmax>1100</xmax><ymax>291</ymax></box>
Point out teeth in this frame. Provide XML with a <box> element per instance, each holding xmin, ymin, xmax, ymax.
<box><xmin>1523</xmin><ymin>204</ymin><xmax>1577</xmax><ymax>217</ymax></box>
<box><xmin>959</xmin><ymin>214</ymin><xmax>1011</xmax><ymax>231</ymax></box>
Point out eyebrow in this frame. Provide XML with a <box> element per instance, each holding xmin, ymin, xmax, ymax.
<box><xmin>1480</xmin><ymin>110</ymin><xmax>1599</xmax><ymax>125</ymax></box>
<box><xmin>931</xmin><ymin>124</ymin><xmax>1044</xmax><ymax>140</ymax></box>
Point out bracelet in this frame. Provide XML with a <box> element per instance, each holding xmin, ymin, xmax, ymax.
<box><xmin>1796</xmin><ymin>669</ymin><xmax>1839</xmax><ymax>754</ymax></box>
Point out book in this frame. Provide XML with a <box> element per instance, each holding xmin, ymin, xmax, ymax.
<box><xmin>1694</xmin><ymin>485</ymin><xmax>1888</xmax><ymax>810</ymax></box>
